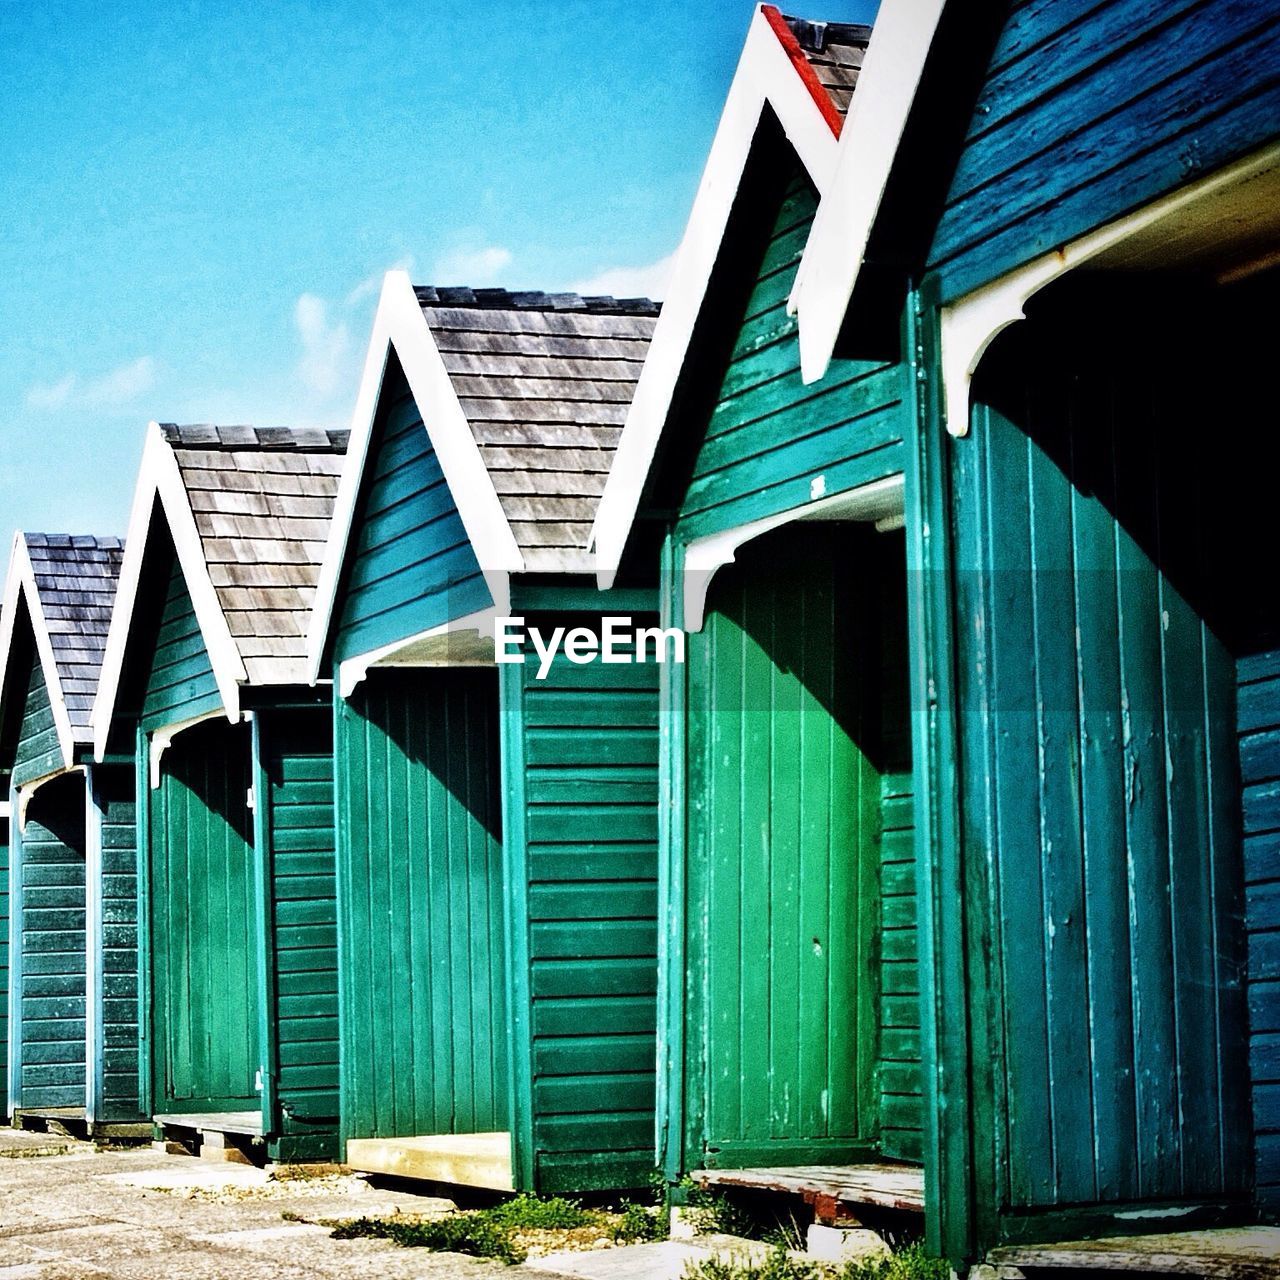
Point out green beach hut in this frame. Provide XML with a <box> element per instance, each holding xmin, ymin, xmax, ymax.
<box><xmin>91</xmin><ymin>422</ymin><xmax>347</xmax><ymax>1163</ymax></box>
<box><xmin>306</xmin><ymin>278</ymin><xmax>663</xmax><ymax>1193</ymax></box>
<box><xmin>0</xmin><ymin>532</ymin><xmax>141</xmax><ymax>1135</ymax></box>
<box><xmin>593</xmin><ymin>0</ymin><xmax>927</xmax><ymax>1222</ymax></box>
<box><xmin>779</xmin><ymin>0</ymin><xmax>1280</xmax><ymax>1267</ymax></box>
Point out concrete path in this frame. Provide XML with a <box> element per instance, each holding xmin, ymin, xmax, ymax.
<box><xmin>0</xmin><ymin>1134</ymin><xmax>565</xmax><ymax>1279</ymax></box>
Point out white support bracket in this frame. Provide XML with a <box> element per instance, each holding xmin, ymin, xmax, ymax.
<box><xmin>149</xmin><ymin>710</ymin><xmax>230</xmax><ymax>789</ymax></box>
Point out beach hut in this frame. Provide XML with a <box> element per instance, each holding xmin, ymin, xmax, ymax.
<box><xmin>781</xmin><ymin>0</ymin><xmax>1280</xmax><ymax>1267</ymax></box>
<box><xmin>0</xmin><ymin>532</ymin><xmax>141</xmax><ymax>1136</ymax></box>
<box><xmin>91</xmin><ymin>423</ymin><xmax>347</xmax><ymax>1163</ymax></box>
<box><xmin>306</xmin><ymin>280</ymin><xmax>663</xmax><ymax>1193</ymax></box>
<box><xmin>593</xmin><ymin>0</ymin><xmax>930</xmax><ymax>1223</ymax></box>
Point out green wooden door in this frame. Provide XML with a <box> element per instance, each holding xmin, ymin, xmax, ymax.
<box><xmin>336</xmin><ymin>669</ymin><xmax>506</xmax><ymax>1143</ymax></box>
<box><xmin>16</xmin><ymin>774</ymin><xmax>87</xmax><ymax>1110</ymax></box>
<box><xmin>151</xmin><ymin>718</ymin><xmax>258</xmax><ymax>1111</ymax></box>
<box><xmin>684</xmin><ymin>524</ymin><xmax>914</xmax><ymax>1168</ymax></box>
<box><xmin>953</xmin><ymin>308</ymin><xmax>1251</xmax><ymax>1229</ymax></box>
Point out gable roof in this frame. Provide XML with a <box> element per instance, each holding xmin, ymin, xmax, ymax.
<box><xmin>789</xmin><ymin>0</ymin><xmax>953</xmax><ymax>382</ymax></box>
<box><xmin>92</xmin><ymin>422</ymin><xmax>347</xmax><ymax>756</ymax></box>
<box><xmin>416</xmin><ymin>286</ymin><xmax>660</xmax><ymax>573</ymax></box>
<box><xmin>588</xmin><ymin>5</ymin><xmax>869</xmax><ymax>584</ymax></box>
<box><xmin>306</xmin><ymin>276</ymin><xmax>659</xmax><ymax>682</ymax></box>
<box><xmin>0</xmin><ymin>532</ymin><xmax>124</xmax><ymax>773</ymax></box>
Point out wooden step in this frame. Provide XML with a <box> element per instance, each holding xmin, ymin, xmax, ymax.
<box><xmin>694</xmin><ymin>1163</ymin><xmax>925</xmax><ymax>1221</ymax></box>
<box><xmin>345</xmin><ymin>1132</ymin><xmax>514</xmax><ymax>1191</ymax></box>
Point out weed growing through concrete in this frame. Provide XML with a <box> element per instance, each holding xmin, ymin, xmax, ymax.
<box><xmin>685</xmin><ymin>1243</ymin><xmax>950</xmax><ymax>1280</ymax></box>
<box><xmin>331</xmin><ymin>1192</ymin><xmax>664</xmax><ymax>1264</ymax></box>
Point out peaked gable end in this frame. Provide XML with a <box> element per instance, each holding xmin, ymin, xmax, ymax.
<box><xmin>673</xmin><ymin>156</ymin><xmax>905</xmax><ymax>548</ymax></box>
<box><xmin>12</xmin><ymin>631</ymin><xmax>62</xmax><ymax>789</ymax></box>
<box><xmin>141</xmin><ymin>548</ymin><xmax>221</xmax><ymax>732</ymax></box>
<box><xmin>333</xmin><ymin>358</ymin><xmax>490</xmax><ymax>666</ymax></box>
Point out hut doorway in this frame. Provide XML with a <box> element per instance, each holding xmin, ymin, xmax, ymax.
<box><xmin>953</xmin><ymin>266</ymin><xmax>1276</xmax><ymax>1243</ymax></box>
<box><xmin>10</xmin><ymin>772</ymin><xmax>88</xmax><ymax>1118</ymax></box>
<box><xmin>336</xmin><ymin>667</ymin><xmax>510</xmax><ymax>1188</ymax></box>
<box><xmin>150</xmin><ymin>717</ymin><xmax>258</xmax><ymax>1116</ymax></box>
<box><xmin>682</xmin><ymin>517</ymin><xmax>922</xmax><ymax>1206</ymax></box>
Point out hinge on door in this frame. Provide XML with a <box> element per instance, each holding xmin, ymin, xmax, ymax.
<box><xmin>246</xmin><ymin>785</ymin><xmax>255</xmax><ymax>812</ymax></box>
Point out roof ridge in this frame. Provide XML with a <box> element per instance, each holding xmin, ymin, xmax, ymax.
<box><xmin>414</xmin><ymin>285</ymin><xmax>661</xmax><ymax>317</ymax></box>
<box><xmin>159</xmin><ymin>423</ymin><xmax>350</xmax><ymax>452</ymax></box>
<box><xmin>23</xmin><ymin>532</ymin><xmax>125</xmax><ymax>552</ymax></box>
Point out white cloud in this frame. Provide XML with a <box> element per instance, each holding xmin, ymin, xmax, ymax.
<box><xmin>294</xmin><ymin>293</ymin><xmax>352</xmax><ymax>399</ymax></box>
<box><xmin>431</xmin><ymin>244</ymin><xmax>513</xmax><ymax>286</ymax></box>
<box><xmin>570</xmin><ymin>250</ymin><xmax>677</xmax><ymax>302</ymax></box>
<box><xmin>26</xmin><ymin>355</ymin><xmax>156</xmax><ymax>411</ymax></box>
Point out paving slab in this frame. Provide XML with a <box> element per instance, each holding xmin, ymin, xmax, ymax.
<box><xmin>0</xmin><ymin>1144</ymin><xmax>544</xmax><ymax>1279</ymax></box>
<box><xmin>531</xmin><ymin>1237</ymin><xmax>773</xmax><ymax>1280</ymax></box>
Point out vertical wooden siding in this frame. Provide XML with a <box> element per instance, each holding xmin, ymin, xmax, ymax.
<box><xmin>684</xmin><ymin>526</ymin><xmax>915</xmax><ymax>1168</ymax></box>
<box><xmin>336</xmin><ymin>670</ymin><xmax>506</xmax><ymax>1143</ymax></box>
<box><xmin>334</xmin><ymin>363</ymin><xmax>491</xmax><ymax>664</ymax></box>
<box><xmin>141</xmin><ymin>556</ymin><xmax>221</xmax><ymax>732</ymax></box>
<box><xmin>95</xmin><ymin>767</ymin><xmax>139</xmax><ymax>1120</ymax></box>
<box><xmin>1242</xmin><ymin>650</ymin><xmax>1280</xmax><ymax>1213</ymax></box>
<box><xmin>928</xmin><ymin>0</ymin><xmax>1280</xmax><ymax>301</ymax></box>
<box><xmin>674</xmin><ymin>170</ymin><xmax>904</xmax><ymax>544</ymax></box>
<box><xmin>18</xmin><ymin>775</ymin><xmax>86</xmax><ymax>1109</ymax></box>
<box><xmin>262</xmin><ymin>708</ymin><xmax>339</xmax><ymax>1146</ymax></box>
<box><xmin>953</xmin><ymin>322</ymin><xmax>1251</xmax><ymax>1223</ymax></box>
<box><xmin>511</xmin><ymin>623</ymin><xmax>660</xmax><ymax>1190</ymax></box>
<box><xmin>151</xmin><ymin>719</ymin><xmax>258</xmax><ymax>1109</ymax></box>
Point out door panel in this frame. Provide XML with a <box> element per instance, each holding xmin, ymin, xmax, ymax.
<box><xmin>151</xmin><ymin>719</ymin><xmax>257</xmax><ymax>1110</ymax></box>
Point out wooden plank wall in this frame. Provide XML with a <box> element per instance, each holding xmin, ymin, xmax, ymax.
<box><xmin>13</xmin><ymin>653</ymin><xmax>63</xmax><ymax>789</ymax></box>
<box><xmin>684</xmin><ymin>526</ymin><xmax>913</xmax><ymax>1168</ymax></box>
<box><xmin>95</xmin><ymin>767</ymin><xmax>139</xmax><ymax>1121</ymax></box>
<box><xmin>0</xmin><ymin>812</ymin><xmax>7</xmax><ymax>1109</ymax></box>
<box><xmin>953</xmin><ymin>315</ymin><xmax>1251</xmax><ymax>1221</ymax></box>
<box><xmin>513</xmin><ymin>621</ymin><xmax>660</xmax><ymax>1190</ymax></box>
<box><xmin>263</xmin><ymin>708</ymin><xmax>339</xmax><ymax>1156</ymax></box>
<box><xmin>675</xmin><ymin>171</ymin><xmax>904</xmax><ymax>544</ymax></box>
<box><xmin>151</xmin><ymin>720</ymin><xmax>258</xmax><ymax>1109</ymax></box>
<box><xmin>18</xmin><ymin>774</ymin><xmax>86</xmax><ymax>1110</ymax></box>
<box><xmin>335</xmin><ymin>670</ymin><xmax>507</xmax><ymax>1144</ymax></box>
<box><xmin>1242</xmin><ymin>650</ymin><xmax>1280</xmax><ymax>1214</ymax></box>
<box><xmin>333</xmin><ymin>362</ymin><xmax>491</xmax><ymax>665</ymax></box>
<box><xmin>140</xmin><ymin>555</ymin><xmax>222</xmax><ymax>732</ymax></box>
<box><xmin>928</xmin><ymin>0</ymin><xmax>1280</xmax><ymax>301</ymax></box>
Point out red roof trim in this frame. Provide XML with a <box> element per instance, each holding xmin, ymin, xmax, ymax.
<box><xmin>761</xmin><ymin>5</ymin><xmax>844</xmax><ymax>139</ymax></box>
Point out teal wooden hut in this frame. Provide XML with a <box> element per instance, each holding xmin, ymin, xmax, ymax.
<box><xmin>600</xmin><ymin>0</ymin><xmax>1280</xmax><ymax>1268</ymax></box>
<box><xmin>91</xmin><ymin>423</ymin><xmax>348</xmax><ymax>1163</ymax></box>
<box><xmin>594</xmin><ymin>0</ymin><xmax>927</xmax><ymax>1217</ymax></box>
<box><xmin>306</xmin><ymin>278</ymin><xmax>663</xmax><ymax>1192</ymax></box>
<box><xmin>0</xmin><ymin>532</ymin><xmax>140</xmax><ymax>1135</ymax></box>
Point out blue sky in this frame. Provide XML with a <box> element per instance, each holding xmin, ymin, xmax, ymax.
<box><xmin>0</xmin><ymin>0</ymin><xmax>875</xmax><ymax>538</ymax></box>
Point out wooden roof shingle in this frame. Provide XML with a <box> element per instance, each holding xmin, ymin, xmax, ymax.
<box><xmin>23</xmin><ymin>533</ymin><xmax>124</xmax><ymax>736</ymax></box>
<box><xmin>414</xmin><ymin>287</ymin><xmax>660</xmax><ymax>573</ymax></box>
<box><xmin>780</xmin><ymin>14</ymin><xmax>872</xmax><ymax>120</ymax></box>
<box><xmin>159</xmin><ymin>424</ymin><xmax>349</xmax><ymax>685</ymax></box>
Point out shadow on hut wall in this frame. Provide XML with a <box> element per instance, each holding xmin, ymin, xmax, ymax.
<box><xmin>974</xmin><ymin>269</ymin><xmax>1280</xmax><ymax>673</ymax></box>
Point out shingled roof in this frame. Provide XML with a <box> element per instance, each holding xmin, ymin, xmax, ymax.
<box><xmin>159</xmin><ymin>424</ymin><xmax>349</xmax><ymax>684</ymax></box>
<box><xmin>780</xmin><ymin>14</ymin><xmax>871</xmax><ymax>120</ymax></box>
<box><xmin>414</xmin><ymin>287</ymin><xmax>661</xmax><ymax>573</ymax></box>
<box><xmin>21</xmin><ymin>534</ymin><xmax>124</xmax><ymax>737</ymax></box>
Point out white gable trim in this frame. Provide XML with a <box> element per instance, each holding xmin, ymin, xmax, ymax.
<box><xmin>306</xmin><ymin>270</ymin><xmax>525</xmax><ymax>684</ymax></box>
<box><xmin>91</xmin><ymin>423</ymin><xmax>246</xmax><ymax>760</ymax></box>
<box><xmin>589</xmin><ymin>5</ymin><xmax>843</xmax><ymax>587</ymax></box>
<box><xmin>0</xmin><ymin>533</ymin><xmax>79</xmax><ymax>770</ymax></box>
<box><xmin>791</xmin><ymin>0</ymin><xmax>946</xmax><ymax>384</ymax></box>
